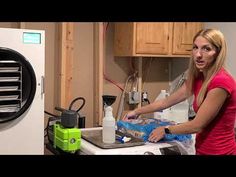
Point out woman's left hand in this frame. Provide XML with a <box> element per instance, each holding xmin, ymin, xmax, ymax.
<box><xmin>148</xmin><ymin>126</ymin><xmax>165</xmax><ymax>143</ymax></box>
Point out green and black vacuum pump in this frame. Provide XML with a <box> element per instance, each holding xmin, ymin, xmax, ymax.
<box><xmin>45</xmin><ymin>97</ymin><xmax>85</xmax><ymax>154</ymax></box>
<box><xmin>53</xmin><ymin>107</ymin><xmax>81</xmax><ymax>153</ymax></box>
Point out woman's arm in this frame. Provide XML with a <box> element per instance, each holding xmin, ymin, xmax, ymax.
<box><xmin>148</xmin><ymin>87</ymin><xmax>229</xmax><ymax>142</ymax></box>
<box><xmin>123</xmin><ymin>82</ymin><xmax>189</xmax><ymax>121</ymax></box>
<box><xmin>169</xmin><ymin>87</ymin><xmax>228</xmax><ymax>134</ymax></box>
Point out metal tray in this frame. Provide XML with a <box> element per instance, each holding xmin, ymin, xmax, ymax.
<box><xmin>0</xmin><ymin>67</ymin><xmax>19</xmax><ymax>72</ymax></box>
<box><xmin>0</xmin><ymin>95</ymin><xmax>19</xmax><ymax>100</ymax></box>
<box><xmin>0</xmin><ymin>86</ymin><xmax>18</xmax><ymax>91</ymax></box>
<box><xmin>0</xmin><ymin>77</ymin><xmax>20</xmax><ymax>81</ymax></box>
<box><xmin>82</xmin><ymin>129</ymin><xmax>145</xmax><ymax>149</ymax></box>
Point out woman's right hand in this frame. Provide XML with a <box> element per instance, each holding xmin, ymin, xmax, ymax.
<box><xmin>122</xmin><ymin>110</ymin><xmax>139</xmax><ymax>122</ymax></box>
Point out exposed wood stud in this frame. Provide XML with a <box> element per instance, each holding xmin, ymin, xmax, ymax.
<box><xmin>58</xmin><ymin>22</ymin><xmax>74</xmax><ymax>109</ymax></box>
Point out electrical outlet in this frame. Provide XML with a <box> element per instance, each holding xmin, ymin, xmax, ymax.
<box><xmin>142</xmin><ymin>92</ymin><xmax>148</xmax><ymax>102</ymax></box>
<box><xmin>128</xmin><ymin>91</ymin><xmax>141</xmax><ymax>104</ymax></box>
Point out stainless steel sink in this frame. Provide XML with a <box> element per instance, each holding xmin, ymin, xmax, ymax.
<box><xmin>81</xmin><ymin>128</ymin><xmax>145</xmax><ymax>149</ymax></box>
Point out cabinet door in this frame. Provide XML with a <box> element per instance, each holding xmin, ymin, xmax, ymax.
<box><xmin>136</xmin><ymin>22</ymin><xmax>171</xmax><ymax>55</ymax></box>
<box><xmin>172</xmin><ymin>22</ymin><xmax>203</xmax><ymax>55</ymax></box>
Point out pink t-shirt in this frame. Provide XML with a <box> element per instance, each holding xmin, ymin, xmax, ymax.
<box><xmin>193</xmin><ymin>68</ymin><xmax>236</xmax><ymax>155</ymax></box>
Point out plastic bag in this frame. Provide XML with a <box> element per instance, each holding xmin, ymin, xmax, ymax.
<box><xmin>117</xmin><ymin>118</ymin><xmax>192</xmax><ymax>142</ymax></box>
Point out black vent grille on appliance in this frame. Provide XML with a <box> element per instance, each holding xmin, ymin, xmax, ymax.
<box><xmin>0</xmin><ymin>47</ymin><xmax>36</xmax><ymax>123</ymax></box>
<box><xmin>0</xmin><ymin>60</ymin><xmax>22</xmax><ymax>115</ymax></box>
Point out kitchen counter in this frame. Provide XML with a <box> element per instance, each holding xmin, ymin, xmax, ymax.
<box><xmin>80</xmin><ymin>127</ymin><xmax>194</xmax><ymax>155</ymax></box>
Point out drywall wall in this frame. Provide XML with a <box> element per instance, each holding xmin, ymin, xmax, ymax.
<box><xmin>142</xmin><ymin>57</ymin><xmax>170</xmax><ymax>102</ymax></box>
<box><xmin>171</xmin><ymin>58</ymin><xmax>189</xmax><ymax>81</ymax></box>
<box><xmin>72</xmin><ymin>23</ymin><xmax>94</xmax><ymax>127</ymax></box>
<box><xmin>204</xmin><ymin>23</ymin><xmax>236</xmax><ymax>78</ymax></box>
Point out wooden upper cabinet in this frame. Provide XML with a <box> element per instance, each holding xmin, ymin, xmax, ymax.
<box><xmin>136</xmin><ymin>22</ymin><xmax>171</xmax><ymax>55</ymax></box>
<box><xmin>114</xmin><ymin>22</ymin><xmax>203</xmax><ymax>57</ymax></box>
<box><xmin>172</xmin><ymin>22</ymin><xmax>203</xmax><ymax>55</ymax></box>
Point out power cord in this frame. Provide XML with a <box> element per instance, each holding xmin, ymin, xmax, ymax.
<box><xmin>69</xmin><ymin>97</ymin><xmax>85</xmax><ymax>112</ymax></box>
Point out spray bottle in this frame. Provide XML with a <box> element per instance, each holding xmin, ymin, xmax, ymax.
<box><xmin>102</xmin><ymin>95</ymin><xmax>116</xmax><ymax>144</ymax></box>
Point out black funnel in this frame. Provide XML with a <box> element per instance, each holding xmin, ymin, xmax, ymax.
<box><xmin>102</xmin><ymin>95</ymin><xmax>116</xmax><ymax>106</ymax></box>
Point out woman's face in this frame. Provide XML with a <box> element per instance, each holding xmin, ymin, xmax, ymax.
<box><xmin>192</xmin><ymin>36</ymin><xmax>218</xmax><ymax>72</ymax></box>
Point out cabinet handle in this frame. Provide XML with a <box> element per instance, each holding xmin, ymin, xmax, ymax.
<box><xmin>185</xmin><ymin>49</ymin><xmax>192</xmax><ymax>51</ymax></box>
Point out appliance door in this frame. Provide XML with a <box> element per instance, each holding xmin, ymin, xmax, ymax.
<box><xmin>0</xmin><ymin>47</ymin><xmax>36</xmax><ymax>123</ymax></box>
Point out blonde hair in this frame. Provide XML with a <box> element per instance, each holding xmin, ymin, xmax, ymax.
<box><xmin>186</xmin><ymin>28</ymin><xmax>227</xmax><ymax>106</ymax></box>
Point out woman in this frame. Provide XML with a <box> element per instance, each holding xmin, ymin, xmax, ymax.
<box><xmin>122</xmin><ymin>29</ymin><xmax>236</xmax><ymax>155</ymax></box>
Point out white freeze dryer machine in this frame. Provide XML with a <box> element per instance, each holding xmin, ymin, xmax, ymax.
<box><xmin>0</xmin><ymin>28</ymin><xmax>45</xmax><ymax>154</ymax></box>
